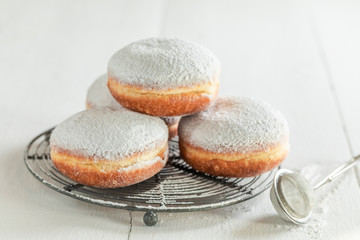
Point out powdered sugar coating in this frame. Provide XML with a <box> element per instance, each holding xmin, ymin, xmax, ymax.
<box><xmin>50</xmin><ymin>108</ymin><xmax>168</xmax><ymax>161</ymax></box>
<box><xmin>86</xmin><ymin>74</ymin><xmax>124</xmax><ymax>110</ymax></box>
<box><xmin>86</xmin><ymin>74</ymin><xmax>181</xmax><ymax>124</ymax></box>
<box><xmin>179</xmin><ymin>97</ymin><xmax>289</xmax><ymax>153</ymax></box>
<box><xmin>108</xmin><ymin>38</ymin><xmax>221</xmax><ymax>90</ymax></box>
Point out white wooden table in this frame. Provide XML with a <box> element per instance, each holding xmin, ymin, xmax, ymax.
<box><xmin>1</xmin><ymin>0</ymin><xmax>359</xmax><ymax>239</ymax></box>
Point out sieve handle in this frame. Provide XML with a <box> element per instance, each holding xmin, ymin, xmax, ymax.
<box><xmin>313</xmin><ymin>154</ymin><xmax>360</xmax><ymax>190</ymax></box>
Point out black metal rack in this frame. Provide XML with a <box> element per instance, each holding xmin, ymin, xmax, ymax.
<box><xmin>24</xmin><ymin>128</ymin><xmax>278</xmax><ymax>226</ymax></box>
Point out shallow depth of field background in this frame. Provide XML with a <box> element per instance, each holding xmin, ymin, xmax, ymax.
<box><xmin>0</xmin><ymin>0</ymin><xmax>359</xmax><ymax>239</ymax></box>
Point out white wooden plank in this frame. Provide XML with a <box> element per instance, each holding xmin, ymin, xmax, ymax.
<box><xmin>316</xmin><ymin>169</ymin><xmax>360</xmax><ymax>239</ymax></box>
<box><xmin>312</xmin><ymin>0</ymin><xmax>360</xmax><ymax>155</ymax></box>
<box><xmin>130</xmin><ymin>0</ymin><xmax>353</xmax><ymax>239</ymax></box>
<box><xmin>310</xmin><ymin>3</ymin><xmax>360</xmax><ymax>237</ymax></box>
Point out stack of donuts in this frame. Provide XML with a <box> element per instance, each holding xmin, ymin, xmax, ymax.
<box><xmin>50</xmin><ymin>38</ymin><xmax>290</xmax><ymax>188</ymax></box>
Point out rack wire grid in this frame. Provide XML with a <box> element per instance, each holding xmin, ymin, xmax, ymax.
<box><xmin>24</xmin><ymin>127</ymin><xmax>279</xmax><ymax>226</ymax></box>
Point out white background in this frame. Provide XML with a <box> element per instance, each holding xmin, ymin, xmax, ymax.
<box><xmin>1</xmin><ymin>0</ymin><xmax>360</xmax><ymax>239</ymax></box>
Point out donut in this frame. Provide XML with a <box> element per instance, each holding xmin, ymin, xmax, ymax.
<box><xmin>178</xmin><ymin>96</ymin><xmax>290</xmax><ymax>178</ymax></box>
<box><xmin>86</xmin><ymin>74</ymin><xmax>122</xmax><ymax>110</ymax></box>
<box><xmin>107</xmin><ymin>38</ymin><xmax>220</xmax><ymax>117</ymax></box>
<box><xmin>86</xmin><ymin>74</ymin><xmax>181</xmax><ymax>139</ymax></box>
<box><xmin>50</xmin><ymin>108</ymin><xmax>169</xmax><ymax>188</ymax></box>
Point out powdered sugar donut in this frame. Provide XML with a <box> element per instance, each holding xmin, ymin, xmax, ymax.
<box><xmin>86</xmin><ymin>74</ymin><xmax>181</xmax><ymax>139</ymax></box>
<box><xmin>178</xmin><ymin>97</ymin><xmax>290</xmax><ymax>178</ymax></box>
<box><xmin>86</xmin><ymin>74</ymin><xmax>123</xmax><ymax>110</ymax></box>
<box><xmin>108</xmin><ymin>38</ymin><xmax>220</xmax><ymax>116</ymax></box>
<box><xmin>50</xmin><ymin>108</ymin><xmax>168</xmax><ymax>188</ymax></box>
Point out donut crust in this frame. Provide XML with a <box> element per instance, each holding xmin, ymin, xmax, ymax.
<box><xmin>179</xmin><ymin>139</ymin><xmax>289</xmax><ymax>178</ymax></box>
<box><xmin>107</xmin><ymin>77</ymin><xmax>219</xmax><ymax>117</ymax></box>
<box><xmin>51</xmin><ymin>144</ymin><xmax>168</xmax><ymax>188</ymax></box>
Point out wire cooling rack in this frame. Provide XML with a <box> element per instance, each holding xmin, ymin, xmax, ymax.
<box><xmin>24</xmin><ymin>128</ymin><xmax>278</xmax><ymax>226</ymax></box>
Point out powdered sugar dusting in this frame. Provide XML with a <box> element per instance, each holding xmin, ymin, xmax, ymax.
<box><xmin>108</xmin><ymin>38</ymin><xmax>221</xmax><ymax>90</ymax></box>
<box><xmin>50</xmin><ymin>108</ymin><xmax>168</xmax><ymax>160</ymax></box>
<box><xmin>179</xmin><ymin>96</ymin><xmax>289</xmax><ymax>153</ymax></box>
<box><xmin>86</xmin><ymin>74</ymin><xmax>123</xmax><ymax>110</ymax></box>
<box><xmin>86</xmin><ymin>74</ymin><xmax>181</xmax><ymax>124</ymax></box>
